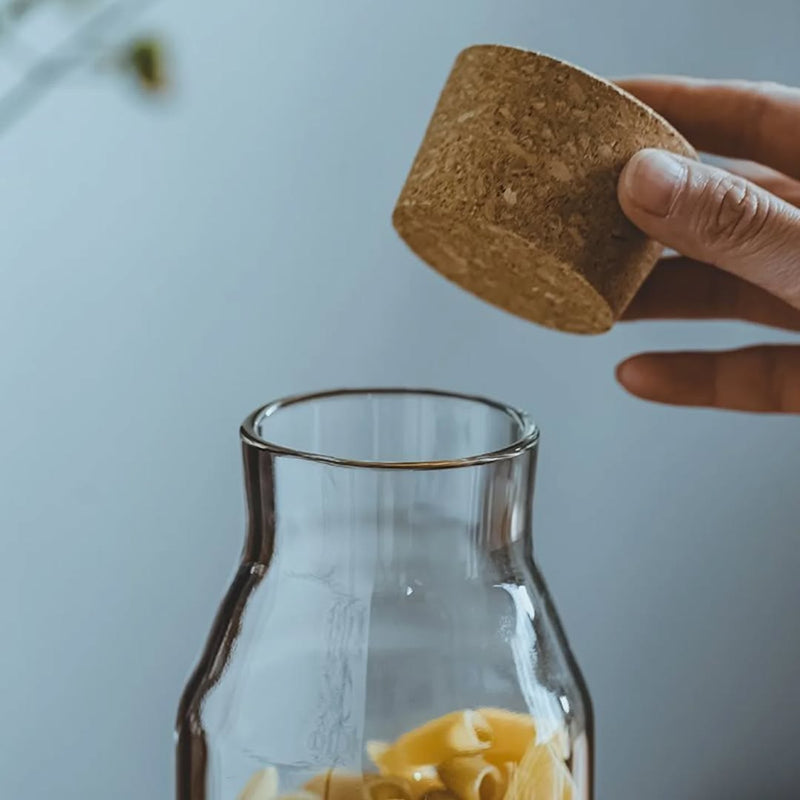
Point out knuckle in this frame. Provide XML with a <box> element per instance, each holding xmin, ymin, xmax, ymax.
<box><xmin>694</xmin><ymin>173</ymin><xmax>772</xmax><ymax>248</ymax></box>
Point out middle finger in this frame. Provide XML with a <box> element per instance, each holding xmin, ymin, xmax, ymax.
<box><xmin>616</xmin><ymin>77</ymin><xmax>800</xmax><ymax>180</ymax></box>
<box><xmin>623</xmin><ymin>257</ymin><xmax>800</xmax><ymax>330</ymax></box>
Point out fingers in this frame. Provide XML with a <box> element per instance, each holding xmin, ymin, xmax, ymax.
<box><xmin>617</xmin><ymin>346</ymin><xmax>800</xmax><ymax>412</ymax></box>
<box><xmin>622</xmin><ymin>258</ymin><xmax>800</xmax><ymax>330</ymax></box>
<box><xmin>618</xmin><ymin>151</ymin><xmax>800</xmax><ymax>308</ymax></box>
<box><xmin>718</xmin><ymin>159</ymin><xmax>800</xmax><ymax>206</ymax></box>
<box><xmin>616</xmin><ymin>77</ymin><xmax>800</xmax><ymax>179</ymax></box>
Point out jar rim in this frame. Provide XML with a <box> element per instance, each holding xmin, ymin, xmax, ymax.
<box><xmin>240</xmin><ymin>387</ymin><xmax>539</xmax><ymax>470</ymax></box>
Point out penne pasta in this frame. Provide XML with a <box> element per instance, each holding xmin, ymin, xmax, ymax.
<box><xmin>419</xmin><ymin>792</ymin><xmax>458</xmax><ymax>800</ymax></box>
<box><xmin>279</xmin><ymin>793</ymin><xmax>320</xmax><ymax>800</ymax></box>
<box><xmin>241</xmin><ymin>707</ymin><xmax>575</xmax><ymax>800</ymax></box>
<box><xmin>405</xmin><ymin>769</ymin><xmax>444</xmax><ymax>800</ymax></box>
<box><xmin>477</xmin><ymin>708</ymin><xmax>536</xmax><ymax>766</ymax></box>
<box><xmin>437</xmin><ymin>756</ymin><xmax>506</xmax><ymax>800</ymax></box>
<box><xmin>303</xmin><ymin>774</ymin><xmax>329</xmax><ymax>798</ymax></box>
<box><xmin>499</xmin><ymin>761</ymin><xmax>516</xmax><ymax>788</ymax></box>
<box><xmin>304</xmin><ymin>769</ymin><xmax>361</xmax><ymax>800</ymax></box>
<box><xmin>368</xmin><ymin>710</ymin><xmax>492</xmax><ymax>774</ymax></box>
<box><xmin>364</xmin><ymin>751</ymin><xmax>442</xmax><ymax>799</ymax></box>
<box><xmin>304</xmin><ymin>770</ymin><xmax>413</xmax><ymax>800</ymax></box>
<box><xmin>366</xmin><ymin>741</ymin><xmax>391</xmax><ymax>768</ymax></box>
<box><xmin>363</xmin><ymin>775</ymin><xmax>413</xmax><ymax>800</ymax></box>
<box><xmin>239</xmin><ymin>767</ymin><xmax>279</xmax><ymax>800</ymax></box>
<box><xmin>504</xmin><ymin>741</ymin><xmax>575</xmax><ymax>800</ymax></box>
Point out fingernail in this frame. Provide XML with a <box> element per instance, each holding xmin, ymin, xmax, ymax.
<box><xmin>620</xmin><ymin>149</ymin><xmax>687</xmax><ymax>217</ymax></box>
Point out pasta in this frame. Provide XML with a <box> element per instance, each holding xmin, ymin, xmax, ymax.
<box><xmin>418</xmin><ymin>791</ymin><xmax>458</xmax><ymax>800</ymax></box>
<box><xmin>319</xmin><ymin>771</ymin><xmax>363</xmax><ymax>800</ymax></box>
<box><xmin>405</xmin><ymin>770</ymin><xmax>444</xmax><ymax>800</ymax></box>
<box><xmin>303</xmin><ymin>769</ymin><xmax>363</xmax><ymax>800</ymax></box>
<box><xmin>364</xmin><ymin>775</ymin><xmax>414</xmax><ymax>800</ymax></box>
<box><xmin>365</xmin><ymin>745</ymin><xmax>442</xmax><ymax>798</ymax></box>
<box><xmin>503</xmin><ymin>741</ymin><xmax>575</xmax><ymax>800</ymax></box>
<box><xmin>475</xmin><ymin>709</ymin><xmax>536</xmax><ymax>766</ymax></box>
<box><xmin>280</xmin><ymin>793</ymin><xmax>320</xmax><ymax>800</ymax></box>
<box><xmin>367</xmin><ymin>710</ymin><xmax>492</xmax><ymax>774</ymax></box>
<box><xmin>303</xmin><ymin>770</ymin><xmax>413</xmax><ymax>800</ymax></box>
<box><xmin>437</xmin><ymin>757</ymin><xmax>505</xmax><ymax>800</ymax></box>
<box><xmin>238</xmin><ymin>766</ymin><xmax>279</xmax><ymax>800</ymax></box>
<box><xmin>240</xmin><ymin>706</ymin><xmax>576</xmax><ymax>800</ymax></box>
<box><xmin>303</xmin><ymin>773</ymin><xmax>329</xmax><ymax>798</ymax></box>
<box><xmin>498</xmin><ymin>762</ymin><xmax>516</xmax><ymax>789</ymax></box>
<box><xmin>366</xmin><ymin>742</ymin><xmax>390</xmax><ymax>769</ymax></box>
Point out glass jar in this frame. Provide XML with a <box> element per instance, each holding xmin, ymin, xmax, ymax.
<box><xmin>176</xmin><ymin>389</ymin><xmax>593</xmax><ymax>800</ymax></box>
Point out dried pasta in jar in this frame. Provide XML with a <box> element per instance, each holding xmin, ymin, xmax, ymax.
<box><xmin>279</xmin><ymin>793</ymin><xmax>320</xmax><ymax>800</ymax></box>
<box><xmin>368</xmin><ymin>710</ymin><xmax>492</xmax><ymax>774</ymax></box>
<box><xmin>476</xmin><ymin>708</ymin><xmax>536</xmax><ymax>766</ymax></box>
<box><xmin>504</xmin><ymin>741</ymin><xmax>575</xmax><ymax>800</ymax></box>
<box><xmin>240</xmin><ymin>706</ymin><xmax>578</xmax><ymax>800</ymax></box>
<box><xmin>238</xmin><ymin>767</ymin><xmax>279</xmax><ymax>800</ymax></box>
<box><xmin>437</xmin><ymin>756</ymin><xmax>506</xmax><ymax>800</ymax></box>
<box><xmin>304</xmin><ymin>770</ymin><xmax>414</xmax><ymax>800</ymax></box>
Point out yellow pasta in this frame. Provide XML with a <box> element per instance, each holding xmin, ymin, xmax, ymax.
<box><xmin>477</xmin><ymin>708</ymin><xmax>536</xmax><ymax>766</ymax></box>
<box><xmin>304</xmin><ymin>769</ymin><xmax>361</xmax><ymax>800</ymax></box>
<box><xmin>437</xmin><ymin>756</ymin><xmax>506</xmax><ymax>800</ymax></box>
<box><xmin>417</xmin><ymin>792</ymin><xmax>458</xmax><ymax>800</ymax></box>
<box><xmin>303</xmin><ymin>770</ymin><xmax>333</xmax><ymax>797</ymax></box>
<box><xmin>304</xmin><ymin>770</ymin><xmax>413</xmax><ymax>800</ymax></box>
<box><xmin>241</xmin><ymin>707</ymin><xmax>575</xmax><ymax>800</ymax></box>
<box><xmin>498</xmin><ymin>761</ymin><xmax>516</xmax><ymax>788</ymax></box>
<box><xmin>368</xmin><ymin>710</ymin><xmax>492</xmax><ymax>774</ymax></box>
<box><xmin>366</xmin><ymin>741</ymin><xmax>391</xmax><ymax>768</ymax></box>
<box><xmin>303</xmin><ymin>774</ymin><xmax>329</xmax><ymax>798</ymax></box>
<box><xmin>239</xmin><ymin>766</ymin><xmax>279</xmax><ymax>800</ymax></box>
<box><xmin>405</xmin><ymin>770</ymin><xmax>444</xmax><ymax>800</ymax></box>
<box><xmin>366</xmin><ymin>747</ymin><xmax>442</xmax><ymax>798</ymax></box>
<box><xmin>279</xmin><ymin>793</ymin><xmax>320</xmax><ymax>800</ymax></box>
<box><xmin>504</xmin><ymin>741</ymin><xmax>575</xmax><ymax>800</ymax></box>
<box><xmin>364</xmin><ymin>775</ymin><xmax>414</xmax><ymax>800</ymax></box>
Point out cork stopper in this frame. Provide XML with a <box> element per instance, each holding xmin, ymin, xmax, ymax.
<box><xmin>393</xmin><ymin>45</ymin><xmax>697</xmax><ymax>334</ymax></box>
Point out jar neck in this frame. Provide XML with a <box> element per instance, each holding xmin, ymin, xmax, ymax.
<box><xmin>240</xmin><ymin>441</ymin><xmax>538</xmax><ymax>578</ymax></box>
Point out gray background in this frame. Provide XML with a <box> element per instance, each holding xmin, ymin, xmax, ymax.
<box><xmin>1</xmin><ymin>0</ymin><xmax>799</xmax><ymax>798</ymax></box>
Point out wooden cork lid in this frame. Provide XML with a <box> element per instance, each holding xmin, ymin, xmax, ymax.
<box><xmin>393</xmin><ymin>45</ymin><xmax>696</xmax><ymax>334</ymax></box>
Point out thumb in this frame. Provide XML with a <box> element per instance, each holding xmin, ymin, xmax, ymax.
<box><xmin>618</xmin><ymin>149</ymin><xmax>800</xmax><ymax>309</ymax></box>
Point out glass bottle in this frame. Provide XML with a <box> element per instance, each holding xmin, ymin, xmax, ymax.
<box><xmin>176</xmin><ymin>389</ymin><xmax>593</xmax><ymax>800</ymax></box>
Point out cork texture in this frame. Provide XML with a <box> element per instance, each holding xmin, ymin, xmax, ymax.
<box><xmin>393</xmin><ymin>45</ymin><xmax>697</xmax><ymax>334</ymax></box>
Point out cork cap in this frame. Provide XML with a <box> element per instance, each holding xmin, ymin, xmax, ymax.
<box><xmin>393</xmin><ymin>45</ymin><xmax>697</xmax><ymax>334</ymax></box>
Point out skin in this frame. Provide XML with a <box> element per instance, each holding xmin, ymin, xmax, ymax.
<box><xmin>613</xmin><ymin>77</ymin><xmax>800</xmax><ymax>413</ymax></box>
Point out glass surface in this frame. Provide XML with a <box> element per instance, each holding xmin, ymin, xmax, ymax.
<box><xmin>176</xmin><ymin>389</ymin><xmax>593</xmax><ymax>800</ymax></box>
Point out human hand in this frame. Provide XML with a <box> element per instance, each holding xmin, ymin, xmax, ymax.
<box><xmin>614</xmin><ymin>77</ymin><xmax>800</xmax><ymax>412</ymax></box>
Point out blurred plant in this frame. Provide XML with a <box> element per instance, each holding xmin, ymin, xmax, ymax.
<box><xmin>0</xmin><ymin>0</ymin><xmax>169</xmax><ymax>133</ymax></box>
<box><xmin>120</xmin><ymin>34</ymin><xmax>166</xmax><ymax>92</ymax></box>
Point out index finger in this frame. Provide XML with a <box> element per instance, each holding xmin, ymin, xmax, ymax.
<box><xmin>616</xmin><ymin>77</ymin><xmax>800</xmax><ymax>180</ymax></box>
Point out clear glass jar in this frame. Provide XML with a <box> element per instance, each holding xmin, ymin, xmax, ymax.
<box><xmin>176</xmin><ymin>389</ymin><xmax>593</xmax><ymax>800</ymax></box>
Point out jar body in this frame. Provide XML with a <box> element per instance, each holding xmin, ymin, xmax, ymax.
<box><xmin>176</xmin><ymin>390</ymin><xmax>593</xmax><ymax>800</ymax></box>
